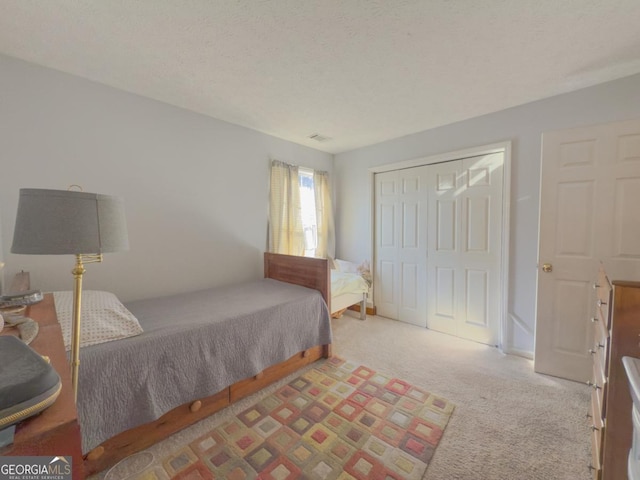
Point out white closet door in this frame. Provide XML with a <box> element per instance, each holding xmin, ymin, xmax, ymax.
<box><xmin>459</xmin><ymin>154</ymin><xmax>504</xmax><ymax>344</ymax></box>
<box><xmin>375</xmin><ymin>170</ymin><xmax>400</xmax><ymax>320</ymax></box>
<box><xmin>426</xmin><ymin>154</ymin><xmax>503</xmax><ymax>345</ymax></box>
<box><xmin>374</xmin><ymin>166</ymin><xmax>429</xmax><ymax>326</ymax></box>
<box><xmin>374</xmin><ymin>153</ymin><xmax>503</xmax><ymax>345</ymax></box>
<box><xmin>426</xmin><ymin>160</ymin><xmax>462</xmax><ymax>336</ymax></box>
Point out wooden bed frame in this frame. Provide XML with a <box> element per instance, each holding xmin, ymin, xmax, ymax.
<box><xmin>332</xmin><ymin>291</ymin><xmax>367</xmax><ymax>320</ymax></box>
<box><xmin>68</xmin><ymin>253</ymin><xmax>332</xmax><ymax>476</ymax></box>
<box><xmin>265</xmin><ymin>252</ymin><xmax>368</xmax><ymax>320</ymax></box>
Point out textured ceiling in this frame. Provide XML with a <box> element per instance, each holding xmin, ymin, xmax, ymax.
<box><xmin>1</xmin><ymin>1</ymin><xmax>640</xmax><ymax>154</ymax></box>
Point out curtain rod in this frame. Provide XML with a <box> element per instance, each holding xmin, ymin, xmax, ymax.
<box><xmin>270</xmin><ymin>159</ymin><xmax>328</xmax><ymax>176</ymax></box>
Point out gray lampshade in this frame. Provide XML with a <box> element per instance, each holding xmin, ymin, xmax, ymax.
<box><xmin>11</xmin><ymin>188</ymin><xmax>129</xmax><ymax>255</ymax></box>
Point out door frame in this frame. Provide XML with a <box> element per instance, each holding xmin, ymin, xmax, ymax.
<box><xmin>369</xmin><ymin>141</ymin><xmax>512</xmax><ymax>351</ymax></box>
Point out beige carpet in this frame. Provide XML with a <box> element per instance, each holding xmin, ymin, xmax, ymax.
<box><xmin>93</xmin><ymin>313</ymin><xmax>590</xmax><ymax>480</ymax></box>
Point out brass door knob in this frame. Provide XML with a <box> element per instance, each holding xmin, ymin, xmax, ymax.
<box><xmin>542</xmin><ymin>263</ymin><xmax>553</xmax><ymax>273</ymax></box>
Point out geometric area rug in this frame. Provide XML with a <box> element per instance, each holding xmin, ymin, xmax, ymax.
<box><xmin>132</xmin><ymin>357</ymin><xmax>454</xmax><ymax>480</ymax></box>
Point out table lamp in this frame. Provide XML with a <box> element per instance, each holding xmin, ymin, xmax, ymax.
<box><xmin>11</xmin><ymin>188</ymin><xmax>129</xmax><ymax>401</ymax></box>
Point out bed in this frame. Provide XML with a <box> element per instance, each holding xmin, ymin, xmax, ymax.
<box><xmin>329</xmin><ymin>258</ymin><xmax>370</xmax><ymax>320</ymax></box>
<box><xmin>260</xmin><ymin>253</ymin><xmax>370</xmax><ymax>321</ymax></box>
<box><xmin>49</xmin><ymin>252</ymin><xmax>333</xmax><ymax>476</ymax></box>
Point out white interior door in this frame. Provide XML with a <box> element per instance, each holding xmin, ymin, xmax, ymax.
<box><xmin>374</xmin><ymin>166</ymin><xmax>429</xmax><ymax>326</ymax></box>
<box><xmin>426</xmin><ymin>154</ymin><xmax>504</xmax><ymax>345</ymax></box>
<box><xmin>535</xmin><ymin>118</ymin><xmax>640</xmax><ymax>381</ymax></box>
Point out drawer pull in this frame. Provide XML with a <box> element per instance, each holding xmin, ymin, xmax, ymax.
<box><xmin>586</xmin><ymin>381</ymin><xmax>601</xmax><ymax>390</ymax></box>
<box><xmin>596</xmin><ymin>342</ymin><xmax>604</xmax><ymax>349</ymax></box>
<box><xmin>586</xmin><ymin>411</ymin><xmax>592</xmax><ymax>419</ymax></box>
<box><xmin>590</xmin><ymin>317</ymin><xmax>598</xmax><ymax>323</ymax></box>
<box><xmin>588</xmin><ymin>464</ymin><xmax>597</xmax><ymax>472</ymax></box>
<box><xmin>588</xmin><ymin>349</ymin><xmax>596</xmax><ymax>355</ymax></box>
<box><xmin>590</xmin><ymin>425</ymin><xmax>600</xmax><ymax>432</ymax></box>
<box><xmin>86</xmin><ymin>446</ymin><xmax>105</xmax><ymax>461</ymax></box>
<box><xmin>597</xmin><ymin>299</ymin><xmax>607</xmax><ymax>307</ymax></box>
<box><xmin>593</xmin><ymin>283</ymin><xmax>601</xmax><ymax>289</ymax></box>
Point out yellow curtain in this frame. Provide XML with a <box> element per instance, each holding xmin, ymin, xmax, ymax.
<box><xmin>313</xmin><ymin>170</ymin><xmax>336</xmax><ymax>258</ymax></box>
<box><xmin>268</xmin><ymin>160</ymin><xmax>305</xmax><ymax>255</ymax></box>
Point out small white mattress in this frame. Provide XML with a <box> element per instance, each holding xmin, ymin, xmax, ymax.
<box><xmin>331</xmin><ymin>270</ymin><xmax>369</xmax><ymax>297</ymax></box>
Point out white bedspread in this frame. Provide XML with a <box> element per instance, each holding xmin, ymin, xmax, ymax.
<box><xmin>331</xmin><ymin>270</ymin><xmax>369</xmax><ymax>297</ymax></box>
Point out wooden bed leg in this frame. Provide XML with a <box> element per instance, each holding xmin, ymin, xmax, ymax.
<box><xmin>323</xmin><ymin>344</ymin><xmax>332</xmax><ymax>358</ymax></box>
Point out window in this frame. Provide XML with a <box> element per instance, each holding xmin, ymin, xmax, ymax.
<box><xmin>298</xmin><ymin>168</ymin><xmax>317</xmax><ymax>256</ymax></box>
<box><xmin>268</xmin><ymin>160</ymin><xmax>334</xmax><ymax>258</ymax></box>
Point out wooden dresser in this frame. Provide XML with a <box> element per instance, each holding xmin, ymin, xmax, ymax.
<box><xmin>0</xmin><ymin>294</ymin><xmax>84</xmax><ymax>479</ymax></box>
<box><xmin>589</xmin><ymin>266</ymin><xmax>640</xmax><ymax>479</ymax></box>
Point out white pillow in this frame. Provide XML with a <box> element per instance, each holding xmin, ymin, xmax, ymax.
<box><xmin>335</xmin><ymin>259</ymin><xmax>358</xmax><ymax>274</ymax></box>
<box><xmin>53</xmin><ymin>290</ymin><xmax>143</xmax><ymax>351</ymax></box>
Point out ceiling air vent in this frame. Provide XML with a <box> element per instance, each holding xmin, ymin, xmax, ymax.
<box><xmin>308</xmin><ymin>133</ymin><xmax>331</xmax><ymax>143</ymax></box>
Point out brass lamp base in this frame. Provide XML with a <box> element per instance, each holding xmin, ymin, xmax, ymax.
<box><xmin>70</xmin><ymin>253</ymin><xmax>102</xmax><ymax>403</ymax></box>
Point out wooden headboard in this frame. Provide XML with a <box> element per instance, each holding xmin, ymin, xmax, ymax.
<box><xmin>264</xmin><ymin>252</ymin><xmax>330</xmax><ymax>310</ymax></box>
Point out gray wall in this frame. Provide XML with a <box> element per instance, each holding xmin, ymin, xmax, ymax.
<box><xmin>334</xmin><ymin>73</ymin><xmax>640</xmax><ymax>357</ymax></box>
<box><xmin>0</xmin><ymin>54</ymin><xmax>333</xmax><ymax>302</ymax></box>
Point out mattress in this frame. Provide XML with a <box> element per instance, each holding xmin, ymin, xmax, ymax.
<box><xmin>76</xmin><ymin>278</ymin><xmax>331</xmax><ymax>452</ymax></box>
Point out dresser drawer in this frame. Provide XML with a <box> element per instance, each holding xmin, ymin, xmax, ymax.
<box><xmin>590</xmin><ymin>357</ymin><xmax>607</xmax><ymax>416</ymax></box>
<box><xmin>590</xmin><ymin>388</ymin><xmax>604</xmax><ymax>430</ymax></box>
<box><xmin>591</xmin><ymin>319</ymin><xmax>609</xmax><ymax>374</ymax></box>
<box><xmin>591</xmin><ymin>423</ymin><xmax>603</xmax><ymax>480</ymax></box>
<box><xmin>595</xmin><ymin>267</ymin><xmax>612</xmax><ymax>328</ymax></box>
<box><xmin>597</xmin><ymin>303</ymin><xmax>612</xmax><ymax>331</ymax></box>
<box><xmin>593</xmin><ymin>306</ymin><xmax>610</xmax><ymax>343</ymax></box>
<box><xmin>589</xmin><ymin>387</ymin><xmax>604</xmax><ymax>480</ymax></box>
<box><xmin>595</xmin><ymin>267</ymin><xmax>611</xmax><ymax>302</ymax></box>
